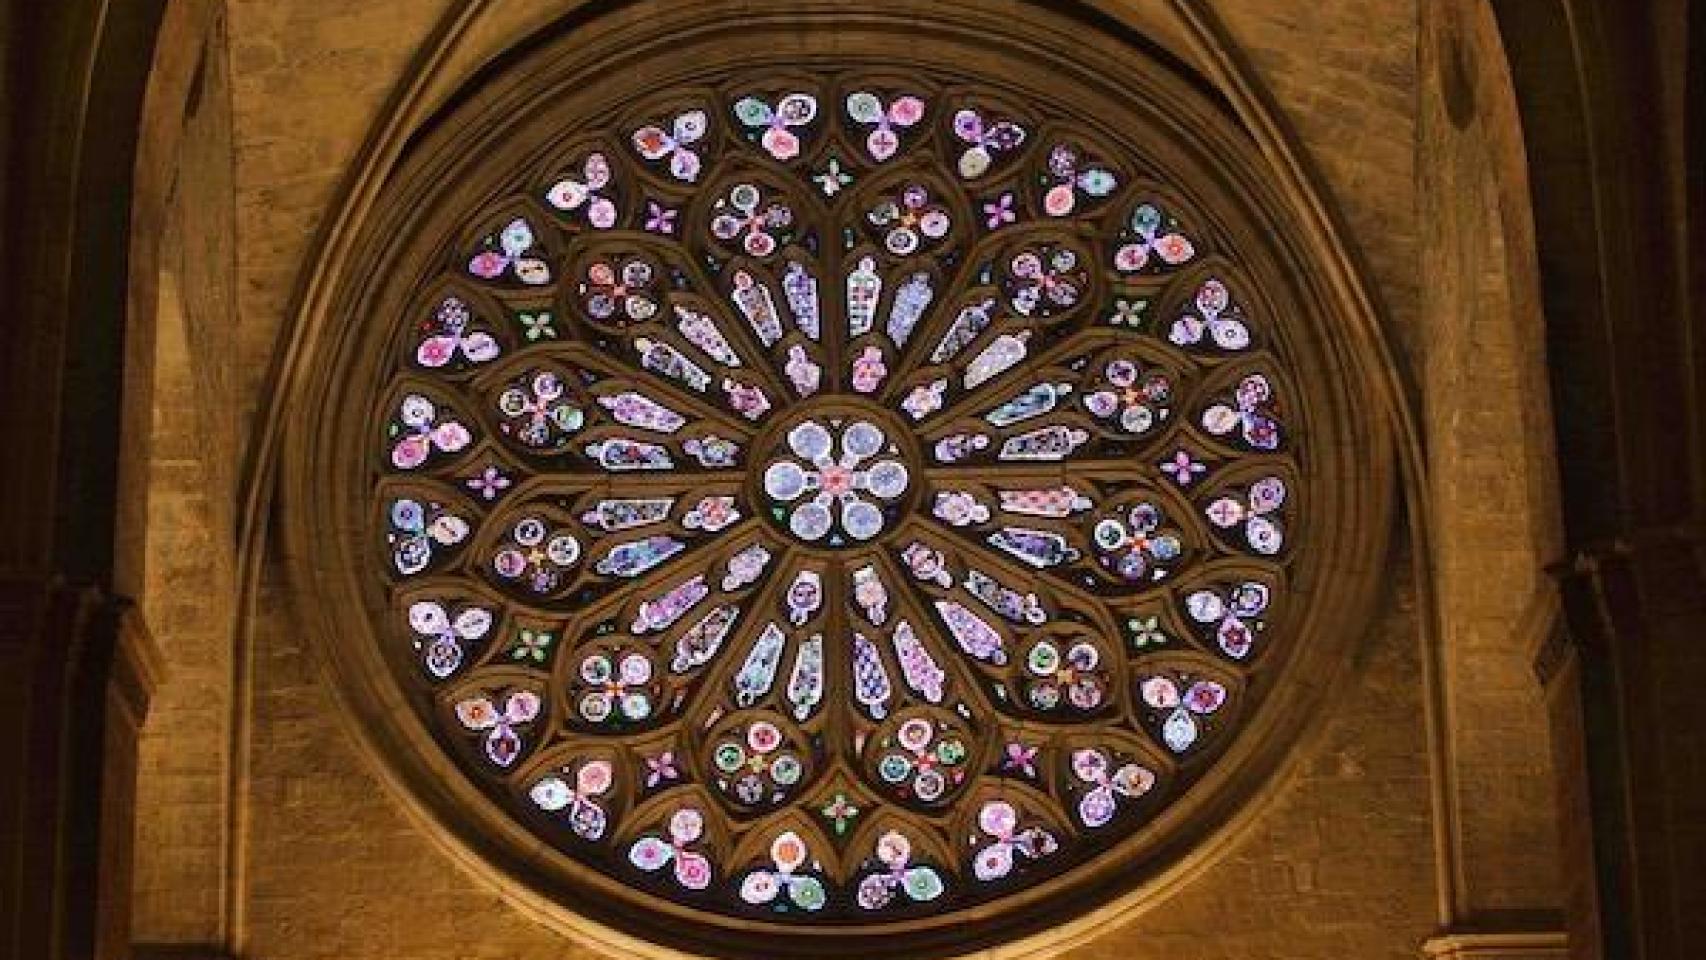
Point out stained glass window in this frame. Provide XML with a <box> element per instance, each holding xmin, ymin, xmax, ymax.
<box><xmin>368</xmin><ymin>63</ymin><xmax>1315</xmax><ymax>949</ymax></box>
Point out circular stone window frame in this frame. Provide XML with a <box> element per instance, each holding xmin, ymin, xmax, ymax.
<box><xmin>277</xmin><ymin>3</ymin><xmax>1397</xmax><ymax>957</ymax></box>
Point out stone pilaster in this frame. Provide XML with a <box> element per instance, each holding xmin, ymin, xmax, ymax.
<box><xmin>1539</xmin><ymin>529</ymin><xmax>1706</xmax><ymax>960</ymax></box>
<box><xmin>0</xmin><ymin>579</ymin><xmax>163</xmax><ymax>960</ymax></box>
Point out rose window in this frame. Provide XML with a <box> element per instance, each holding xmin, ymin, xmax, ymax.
<box><xmin>373</xmin><ymin>72</ymin><xmax>1301</xmax><ymax>929</ymax></box>
<box><xmin>304</xmin><ymin>20</ymin><xmax>1388</xmax><ymax>955</ymax></box>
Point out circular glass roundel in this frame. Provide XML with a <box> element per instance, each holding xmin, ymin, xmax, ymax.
<box><xmin>371</xmin><ymin>53</ymin><xmax>1314</xmax><ymax>952</ymax></box>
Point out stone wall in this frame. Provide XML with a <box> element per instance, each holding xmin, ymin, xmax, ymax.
<box><xmin>127</xmin><ymin>0</ymin><xmax>1561</xmax><ymax>956</ymax></box>
<box><xmin>1416</xmin><ymin>0</ymin><xmax>1564</xmax><ymax>921</ymax></box>
<box><xmin>131</xmin><ymin>3</ymin><xmax>243</xmax><ymax>944</ymax></box>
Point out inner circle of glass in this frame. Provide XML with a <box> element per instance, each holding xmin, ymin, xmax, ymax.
<box><xmin>757</xmin><ymin>400</ymin><xmax>918</xmax><ymax>547</ymax></box>
<box><xmin>374</xmin><ymin>64</ymin><xmax>1301</xmax><ymax>936</ymax></box>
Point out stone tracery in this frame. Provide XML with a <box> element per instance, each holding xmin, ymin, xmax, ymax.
<box><xmin>327</xmin><ymin>33</ymin><xmax>1376</xmax><ymax>950</ymax></box>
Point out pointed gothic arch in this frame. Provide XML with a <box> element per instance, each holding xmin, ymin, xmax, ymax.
<box><xmin>263</xmin><ymin>2</ymin><xmax>1404</xmax><ymax>956</ymax></box>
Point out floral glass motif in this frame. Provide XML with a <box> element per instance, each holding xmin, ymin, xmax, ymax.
<box><xmin>710</xmin><ymin>183</ymin><xmax>794</xmax><ymax>258</ymax></box>
<box><xmin>467</xmin><ymin>217</ymin><xmax>551</xmax><ymax>285</ymax></box>
<box><xmin>570</xmin><ymin>648</ymin><xmax>658</xmax><ymax>724</ymax></box>
<box><xmin>951</xmin><ymin>107</ymin><xmax>1026</xmax><ymax>179</ymax></box>
<box><xmin>490</xmin><ymin>515</ymin><xmax>581</xmax><ymax>594</ymax></box>
<box><xmin>762</xmin><ymin>418</ymin><xmax>909</xmax><ymax>545</ymax></box>
<box><xmin>545</xmin><ymin>152</ymin><xmax>619</xmax><ymax>229</ymax></box>
<box><xmin>387</xmin><ymin>394</ymin><xmax>472</xmax><ymax>470</ymax></box>
<box><xmin>739</xmin><ymin>832</ymin><xmax>828</xmax><ymax>911</ymax></box>
<box><xmin>414</xmin><ymin>295</ymin><xmax>500</xmax><ymax>370</ymax></box>
<box><xmin>1005</xmin><ymin>242</ymin><xmax>1087</xmax><ymax>318</ymax></box>
<box><xmin>1021</xmin><ymin>633</ymin><xmax>1110</xmax><ymax>712</ymax></box>
<box><xmin>866</xmin><ymin>183</ymin><xmax>952</xmax><ymax>256</ymax></box>
<box><xmin>1113</xmin><ymin>202</ymin><xmax>1196</xmax><ymax>274</ymax></box>
<box><xmin>530</xmin><ymin>758</ymin><xmax>615</xmax><ymax>841</ymax></box>
<box><xmin>508</xmin><ymin>625</ymin><xmax>555</xmax><ymax>664</ymax></box>
<box><xmin>1171</xmin><ymin>278</ymin><xmax>1252</xmax><ymax>351</ymax></box>
<box><xmin>1083</xmin><ymin>356</ymin><xmax>1173</xmax><ymax>436</ymax></box>
<box><xmin>579</xmin><ymin>256</ymin><xmax>660</xmax><ymax>326</ymax></box>
<box><xmin>373</xmin><ymin>69</ymin><xmax>1304</xmax><ymax>929</ymax></box>
<box><xmin>711</xmin><ymin>717</ymin><xmax>808</xmax><ymax>808</ymax></box>
<box><xmin>1186</xmin><ymin>580</ymin><xmax>1273</xmax><ymax>660</ymax></box>
<box><xmin>1039</xmin><ymin>142</ymin><xmax>1118</xmax><ymax>216</ymax></box>
<box><xmin>454</xmin><ymin>687</ymin><xmax>542</xmax><ymax>767</ymax></box>
<box><xmin>970</xmin><ymin>800</ymin><xmax>1058</xmax><ymax>881</ymax></box>
<box><xmin>813</xmin><ymin>157</ymin><xmax>853</xmax><ymax>196</ymax></box>
<box><xmin>632</xmin><ymin>110</ymin><xmax>710</xmax><ymax>183</ymax></box>
<box><xmin>406</xmin><ymin>599</ymin><xmax>493</xmax><ymax>679</ymax></box>
<box><xmin>1202</xmin><ymin>373</ymin><xmax>1283</xmax><ymax>451</ymax></box>
<box><xmin>872</xmin><ymin>715</ymin><xmax>970</xmax><ymax>804</ymax></box>
<box><xmin>1070</xmin><ymin>747</ymin><xmax>1157</xmax><ymax>828</ymax></box>
<box><xmin>494</xmin><ymin>369</ymin><xmax>585</xmax><ymax>452</ymax></box>
<box><xmin>464</xmin><ymin>464</ymin><xmax>512</xmax><ymax>501</ymax></box>
<box><xmin>386</xmin><ymin>496</ymin><xmax>469</xmax><ymax>576</ymax></box>
<box><xmin>1139</xmin><ymin>672</ymin><xmax>1230</xmax><ymax>753</ymax></box>
<box><xmin>846</xmin><ymin>91</ymin><xmax>926</xmax><ymax>163</ymax></box>
<box><xmin>1091</xmin><ymin>501</ymin><xmax>1185</xmax><ymax>583</ymax></box>
<box><xmin>734</xmin><ymin>93</ymin><xmax>818</xmax><ymax>161</ymax></box>
<box><xmin>856</xmin><ymin>831</ymin><xmax>945</xmax><ymax>909</ymax></box>
<box><xmin>1205</xmin><ymin>475</ymin><xmax>1288</xmax><ymax>556</ymax></box>
<box><xmin>630</xmin><ymin>807</ymin><xmax>714</xmax><ymax>890</ymax></box>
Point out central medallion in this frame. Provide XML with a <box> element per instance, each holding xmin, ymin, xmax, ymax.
<box><xmin>757</xmin><ymin>401</ymin><xmax>917</xmax><ymax>546</ymax></box>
